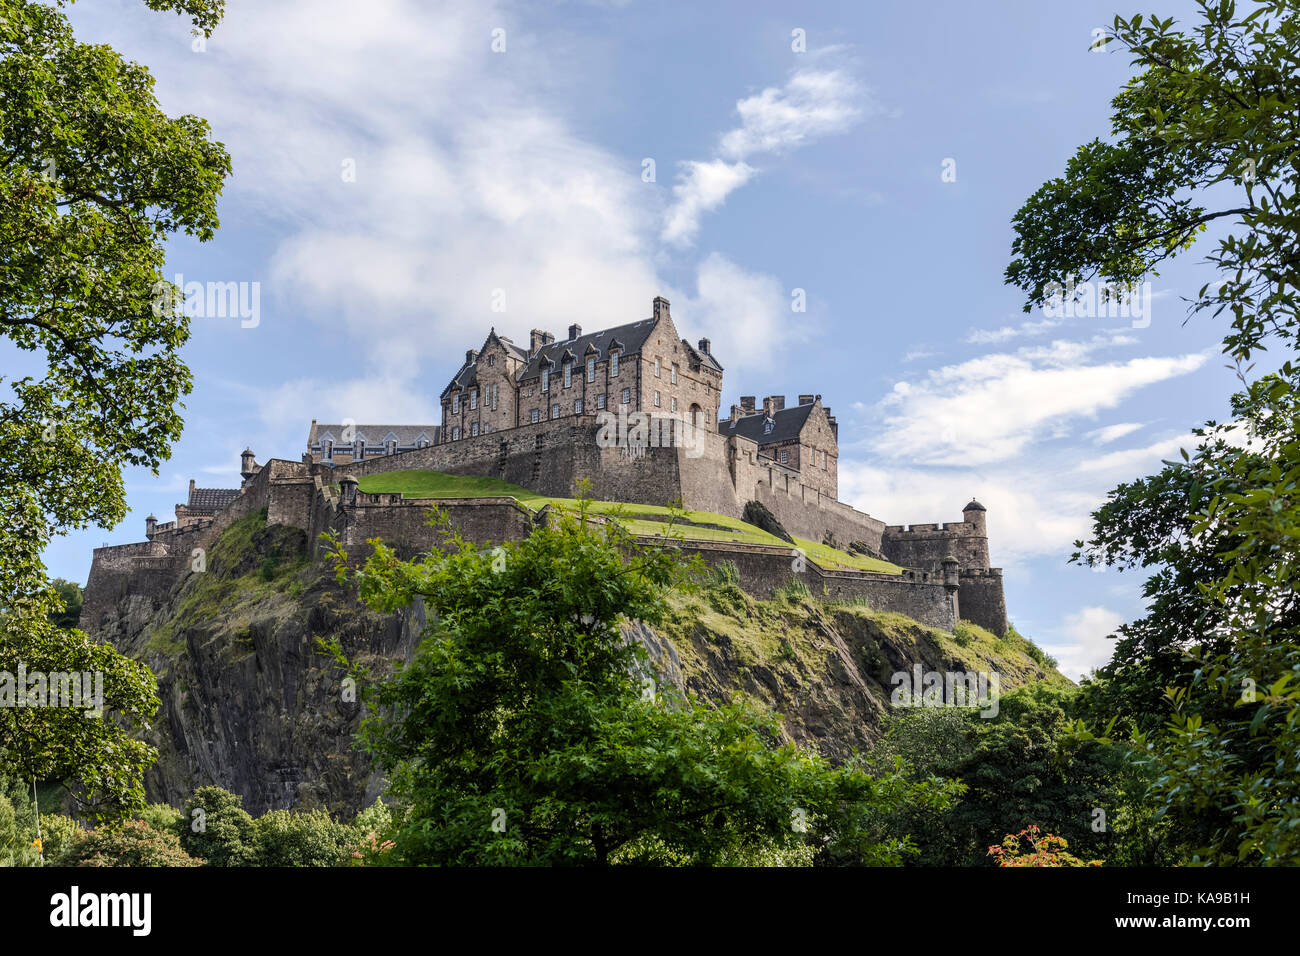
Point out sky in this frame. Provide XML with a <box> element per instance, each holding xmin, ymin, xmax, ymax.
<box><xmin>34</xmin><ymin>0</ymin><xmax>1251</xmax><ymax>681</ymax></box>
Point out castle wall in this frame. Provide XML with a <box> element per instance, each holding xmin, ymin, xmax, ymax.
<box><xmin>881</xmin><ymin>521</ymin><xmax>989</xmax><ymax>570</ymax></box>
<box><xmin>674</xmin><ymin>541</ymin><xmax>956</xmax><ymax>631</ymax></box>
<box><xmin>957</xmin><ymin>568</ymin><xmax>1007</xmax><ymax>636</ymax></box>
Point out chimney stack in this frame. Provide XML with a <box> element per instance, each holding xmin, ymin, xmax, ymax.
<box><xmin>529</xmin><ymin>329</ymin><xmax>554</xmax><ymax>355</ymax></box>
<box><xmin>568</xmin><ymin>323</ymin><xmax>582</xmax><ymax>341</ymax></box>
<box><xmin>466</xmin><ymin>348</ymin><xmax>478</xmax><ymax>365</ymax></box>
<box><xmin>652</xmin><ymin>296</ymin><xmax>670</xmax><ymax>322</ymax></box>
<box><xmin>740</xmin><ymin>396</ymin><xmax>755</xmax><ymax>413</ymax></box>
<box><xmin>767</xmin><ymin>395</ymin><xmax>785</xmax><ymax>412</ymax></box>
<box><xmin>762</xmin><ymin>397</ymin><xmax>774</xmax><ymax>417</ymax></box>
<box><xmin>698</xmin><ymin>337</ymin><xmax>711</xmax><ymax>354</ymax></box>
<box><xmin>188</xmin><ymin>479</ymin><xmax>195</xmax><ymax>497</ymax></box>
<box><xmin>798</xmin><ymin>394</ymin><xmax>814</xmax><ymax>405</ymax></box>
<box><xmin>729</xmin><ymin>404</ymin><xmax>741</xmax><ymax>425</ymax></box>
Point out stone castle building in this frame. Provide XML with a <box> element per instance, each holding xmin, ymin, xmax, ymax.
<box><xmin>86</xmin><ymin>297</ymin><xmax>1007</xmax><ymax>639</ymax></box>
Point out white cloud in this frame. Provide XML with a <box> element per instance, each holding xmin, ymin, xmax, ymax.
<box><xmin>1077</xmin><ymin>434</ymin><xmax>1194</xmax><ymax>473</ymax></box>
<box><xmin>1087</xmin><ymin>422</ymin><xmax>1145</xmax><ymax>444</ymax></box>
<box><xmin>1045</xmin><ymin>606</ymin><xmax>1125</xmax><ymax>681</ymax></box>
<box><xmin>719</xmin><ymin>69</ymin><xmax>865</xmax><ymax>160</ymax></box>
<box><xmin>661</xmin><ymin>160</ymin><xmax>755</xmax><ymax>247</ymax></box>
<box><xmin>663</xmin><ymin>66</ymin><xmax>867</xmax><ymax>246</ymax></box>
<box><xmin>679</xmin><ymin>253</ymin><xmax>808</xmax><ymax>375</ymax></box>
<box><xmin>965</xmin><ymin>316</ymin><xmax>1062</xmax><ymax>344</ymax></box>
<box><xmin>873</xmin><ymin>342</ymin><xmax>1208</xmax><ymax>467</ymax></box>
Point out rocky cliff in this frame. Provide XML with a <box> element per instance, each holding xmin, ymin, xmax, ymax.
<box><xmin>93</xmin><ymin>508</ymin><xmax>1064</xmax><ymax>816</ymax></box>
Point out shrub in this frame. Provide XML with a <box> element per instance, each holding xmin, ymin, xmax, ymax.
<box><xmin>251</xmin><ymin>809</ymin><xmax>352</xmax><ymax>867</ymax></box>
<box><xmin>779</xmin><ymin>578</ymin><xmax>811</xmax><ymax>601</ymax></box>
<box><xmin>58</xmin><ymin>820</ymin><xmax>201</xmax><ymax>867</ymax></box>
<box><xmin>136</xmin><ymin>802</ymin><xmax>184</xmax><ymax>837</ymax></box>
<box><xmin>952</xmin><ymin>622</ymin><xmax>975</xmax><ymax>647</ymax></box>
<box><xmin>37</xmin><ymin>814</ymin><xmax>81</xmax><ymax>861</ymax></box>
<box><xmin>180</xmin><ymin>787</ymin><xmax>254</xmax><ymax>866</ymax></box>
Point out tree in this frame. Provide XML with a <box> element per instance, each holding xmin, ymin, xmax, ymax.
<box><xmin>325</xmin><ymin>501</ymin><xmax>959</xmax><ymax>866</ymax></box>
<box><xmin>58</xmin><ymin>819</ymin><xmax>201</xmax><ymax>867</ymax></box>
<box><xmin>179</xmin><ymin>786</ymin><xmax>254</xmax><ymax>867</ymax></box>
<box><xmin>0</xmin><ymin>0</ymin><xmax>230</xmax><ymax>821</ymax></box>
<box><xmin>1007</xmin><ymin>1</ymin><xmax>1300</xmax><ymax>865</ymax></box>
<box><xmin>1005</xmin><ymin>0</ymin><xmax>1299</xmax><ymax>363</ymax></box>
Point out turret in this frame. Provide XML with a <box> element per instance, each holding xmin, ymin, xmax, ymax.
<box><xmin>145</xmin><ymin>514</ymin><xmax>157</xmax><ymax>538</ymax></box>
<box><xmin>240</xmin><ymin>448</ymin><xmax>257</xmax><ymax>481</ymax></box>
<box><xmin>339</xmin><ymin>475</ymin><xmax>359</xmax><ymax>506</ymax></box>
<box><xmin>963</xmin><ymin>499</ymin><xmax>987</xmax><ymax>536</ymax></box>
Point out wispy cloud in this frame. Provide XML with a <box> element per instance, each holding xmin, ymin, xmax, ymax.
<box><xmin>662</xmin><ymin>65</ymin><xmax>868</xmax><ymax>246</ymax></box>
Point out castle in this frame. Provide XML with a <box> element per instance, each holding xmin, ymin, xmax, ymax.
<box><xmin>81</xmin><ymin>297</ymin><xmax>1007</xmax><ymax>638</ymax></box>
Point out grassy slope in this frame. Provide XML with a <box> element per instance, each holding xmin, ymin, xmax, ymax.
<box><xmin>356</xmin><ymin>468</ymin><xmax>901</xmax><ymax>573</ymax></box>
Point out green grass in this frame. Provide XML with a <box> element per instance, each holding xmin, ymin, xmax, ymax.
<box><xmin>356</xmin><ymin>469</ymin><xmax>903</xmax><ymax>574</ymax></box>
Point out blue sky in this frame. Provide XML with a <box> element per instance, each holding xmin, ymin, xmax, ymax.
<box><xmin>40</xmin><ymin>0</ymin><xmax>1250</xmax><ymax>679</ymax></box>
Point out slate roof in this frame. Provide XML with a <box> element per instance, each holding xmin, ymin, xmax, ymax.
<box><xmin>685</xmin><ymin>338</ymin><xmax>723</xmax><ymax>372</ymax></box>
<box><xmin>964</xmin><ymin>499</ymin><xmax>987</xmax><ymax>512</ymax></box>
<box><xmin>308</xmin><ymin>424</ymin><xmax>440</xmax><ymax>447</ymax></box>
<box><xmin>186</xmin><ymin>487</ymin><xmax>241</xmax><ymax>512</ymax></box>
<box><xmin>718</xmin><ymin>403</ymin><xmax>815</xmax><ymax>446</ymax></box>
<box><xmin>517</xmin><ymin>318</ymin><xmax>658</xmax><ymax>382</ymax></box>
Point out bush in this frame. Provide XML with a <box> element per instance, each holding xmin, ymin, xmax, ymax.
<box><xmin>779</xmin><ymin>578</ymin><xmax>811</xmax><ymax>601</ymax></box>
<box><xmin>180</xmin><ymin>787</ymin><xmax>254</xmax><ymax>866</ymax></box>
<box><xmin>136</xmin><ymin>802</ymin><xmax>183</xmax><ymax>837</ymax></box>
<box><xmin>58</xmin><ymin>820</ymin><xmax>201</xmax><ymax>867</ymax></box>
<box><xmin>951</xmin><ymin>622</ymin><xmax>975</xmax><ymax>647</ymax></box>
<box><xmin>251</xmin><ymin>809</ymin><xmax>352</xmax><ymax>867</ymax></box>
<box><xmin>37</xmin><ymin>814</ymin><xmax>81</xmax><ymax>861</ymax></box>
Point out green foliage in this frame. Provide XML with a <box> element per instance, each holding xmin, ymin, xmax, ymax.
<box><xmin>251</xmin><ymin>808</ymin><xmax>352</xmax><ymax>867</ymax></box>
<box><xmin>779</xmin><ymin>578</ymin><xmax>812</xmax><ymax>602</ymax></box>
<box><xmin>179</xmin><ymin>786</ymin><xmax>254</xmax><ymax>867</ymax></box>
<box><xmin>46</xmin><ymin>579</ymin><xmax>81</xmax><ymax>629</ymax></box>
<box><xmin>135</xmin><ymin>802</ymin><xmax>183</xmax><ymax>837</ymax></box>
<box><xmin>870</xmin><ymin>684</ymin><xmax>1171</xmax><ymax>866</ymax></box>
<box><xmin>325</xmin><ymin>498</ymin><xmax>957</xmax><ymax>865</ymax></box>
<box><xmin>38</xmin><ymin>812</ymin><xmax>79</xmax><ymax>860</ymax></box>
<box><xmin>0</xmin><ymin>0</ymin><xmax>229</xmax><ymax>828</ymax></box>
<box><xmin>58</xmin><ymin>819</ymin><xmax>201</xmax><ymax>867</ymax></box>
<box><xmin>1005</xmin><ymin>1</ymin><xmax>1300</xmax><ymax>363</ymax></box>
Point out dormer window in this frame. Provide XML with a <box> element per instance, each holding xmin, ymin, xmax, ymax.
<box><xmin>763</xmin><ymin>420</ymin><xmax>774</xmax><ymax>435</ymax></box>
<box><xmin>323</xmin><ymin>439</ymin><xmax>334</xmax><ymax>459</ymax></box>
<box><xmin>541</xmin><ymin>367</ymin><xmax>550</xmax><ymax>392</ymax></box>
<box><xmin>610</xmin><ymin>351</ymin><xmax>619</xmax><ymax>377</ymax></box>
<box><xmin>564</xmin><ymin>362</ymin><xmax>572</xmax><ymax>388</ymax></box>
<box><xmin>586</xmin><ymin>356</ymin><xmax>595</xmax><ymax>382</ymax></box>
<box><xmin>452</xmin><ymin>395</ymin><xmax>460</xmax><ymax>414</ymax></box>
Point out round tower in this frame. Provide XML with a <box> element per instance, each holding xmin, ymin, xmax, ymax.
<box><xmin>962</xmin><ymin>499</ymin><xmax>990</xmax><ymax>569</ymax></box>
<box><xmin>240</xmin><ymin>448</ymin><xmax>257</xmax><ymax>481</ymax></box>
<box><xmin>145</xmin><ymin>514</ymin><xmax>157</xmax><ymax>538</ymax></box>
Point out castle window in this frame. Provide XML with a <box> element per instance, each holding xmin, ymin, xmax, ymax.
<box><xmin>551</xmin><ymin>403</ymin><xmax>560</xmax><ymax>420</ymax></box>
<box><xmin>671</xmin><ymin>364</ymin><xmax>677</xmax><ymax>385</ymax></box>
<box><xmin>654</xmin><ymin>391</ymin><xmax>661</xmax><ymax>407</ymax></box>
<box><xmin>470</xmin><ymin>390</ymin><xmax>477</xmax><ymax>411</ymax></box>
<box><xmin>531</xmin><ymin>408</ymin><xmax>540</xmax><ymax>424</ymax></box>
<box><xmin>541</xmin><ymin>367</ymin><xmax>550</xmax><ymax>392</ymax></box>
<box><xmin>575</xmin><ymin>398</ymin><xmax>584</xmax><ymax>414</ymax></box>
<box><xmin>586</xmin><ymin>356</ymin><xmax>595</xmax><ymax>382</ymax></box>
<box><xmin>564</xmin><ymin>363</ymin><xmax>572</xmax><ymax>388</ymax></box>
<box><xmin>323</xmin><ymin>439</ymin><xmax>333</xmax><ymax>460</ymax></box>
<box><xmin>610</xmin><ymin>352</ymin><xmax>619</xmax><ymax>377</ymax></box>
<box><xmin>597</xmin><ymin>393</ymin><xmax>606</xmax><ymax>410</ymax></box>
<box><xmin>654</xmin><ymin>357</ymin><xmax>661</xmax><ymax>378</ymax></box>
<box><xmin>471</xmin><ymin>422</ymin><xmax>479</xmax><ymax>437</ymax></box>
<box><xmin>671</xmin><ymin>396</ymin><xmax>677</xmax><ymax>413</ymax></box>
<box><xmin>779</xmin><ymin>450</ymin><xmax>788</xmax><ymax>465</ymax></box>
<box><xmin>452</xmin><ymin>427</ymin><xmax>461</xmax><ymax>440</ymax></box>
<box><xmin>452</xmin><ymin>395</ymin><xmax>459</xmax><ymax>414</ymax></box>
<box><xmin>385</xmin><ymin>439</ymin><xmax>397</xmax><ymax>455</ymax></box>
<box><xmin>488</xmin><ymin>355</ymin><xmax>495</xmax><ymax>367</ymax></box>
<box><xmin>763</xmin><ymin>420</ymin><xmax>774</xmax><ymax>435</ymax></box>
<box><xmin>622</xmin><ymin>387</ymin><xmax>630</xmax><ymax>405</ymax></box>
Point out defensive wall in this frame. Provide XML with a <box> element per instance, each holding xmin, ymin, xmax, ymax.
<box><xmin>81</xmin><ymin>448</ymin><xmax>1008</xmax><ymax>638</ymax></box>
